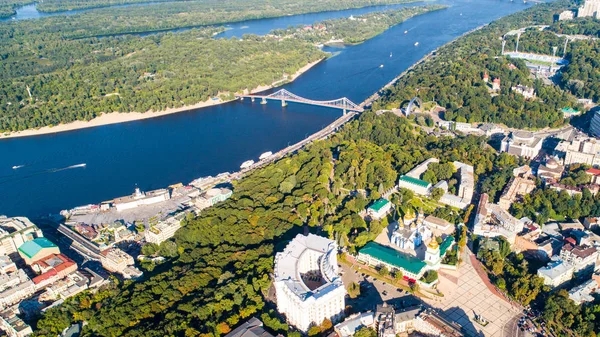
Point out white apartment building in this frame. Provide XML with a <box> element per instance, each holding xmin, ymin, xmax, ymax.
<box><xmin>500</xmin><ymin>131</ymin><xmax>543</xmax><ymax>159</ymax></box>
<box><xmin>274</xmin><ymin>234</ymin><xmax>345</xmax><ymax>332</ymax></box>
<box><xmin>0</xmin><ymin>216</ymin><xmax>42</xmax><ymax>256</ymax></box>
<box><xmin>100</xmin><ymin>248</ymin><xmax>134</xmax><ymax>274</ymax></box>
<box><xmin>0</xmin><ymin>308</ymin><xmax>32</xmax><ymax>337</ymax></box>
<box><xmin>560</xmin><ymin>244</ymin><xmax>599</xmax><ymax>273</ymax></box>
<box><xmin>556</xmin><ymin>134</ymin><xmax>600</xmax><ymax>166</ymax></box>
<box><xmin>569</xmin><ymin>279</ymin><xmax>599</xmax><ymax>304</ymax></box>
<box><xmin>578</xmin><ymin>0</ymin><xmax>600</xmax><ymax>18</ymax></box>
<box><xmin>145</xmin><ymin>215</ymin><xmax>182</xmax><ymax>245</ymax></box>
<box><xmin>0</xmin><ymin>270</ymin><xmax>35</xmax><ymax>310</ymax></box>
<box><xmin>537</xmin><ymin>259</ymin><xmax>574</xmax><ymax>288</ymax></box>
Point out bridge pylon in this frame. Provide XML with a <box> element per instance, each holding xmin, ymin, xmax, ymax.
<box><xmin>281</xmin><ymin>99</ymin><xmax>287</xmax><ymax>107</ymax></box>
<box><xmin>261</xmin><ymin>98</ymin><xmax>267</xmax><ymax>105</ymax></box>
<box><xmin>251</xmin><ymin>97</ymin><xmax>255</xmax><ymax>103</ymax></box>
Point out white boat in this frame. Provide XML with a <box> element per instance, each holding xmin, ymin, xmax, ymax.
<box><xmin>414</xmin><ymin>42</ymin><xmax>419</xmax><ymax>46</ymax></box>
<box><xmin>404</xmin><ymin>30</ymin><xmax>408</xmax><ymax>34</ymax></box>
<box><xmin>379</xmin><ymin>64</ymin><xmax>384</xmax><ymax>68</ymax></box>
<box><xmin>390</xmin><ymin>52</ymin><xmax>393</xmax><ymax>57</ymax></box>
<box><xmin>12</xmin><ymin>165</ymin><xmax>24</xmax><ymax>170</ymax></box>
<box><xmin>240</xmin><ymin>160</ymin><xmax>255</xmax><ymax>169</ymax></box>
<box><xmin>259</xmin><ymin>151</ymin><xmax>273</xmax><ymax>160</ymax></box>
<box><xmin>70</xmin><ymin>163</ymin><xmax>86</xmax><ymax>168</ymax></box>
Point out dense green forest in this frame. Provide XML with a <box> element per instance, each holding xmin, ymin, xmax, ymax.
<box><xmin>372</xmin><ymin>0</ymin><xmax>579</xmax><ymax>129</ymax></box>
<box><xmin>0</xmin><ymin>0</ymin><xmax>432</xmax><ymax>133</ymax></box>
<box><xmin>36</xmin><ymin>0</ymin><xmax>191</xmax><ymax>12</ymax></box>
<box><xmin>3</xmin><ymin>0</ymin><xmax>420</xmax><ymax>38</ymax></box>
<box><xmin>550</xmin><ymin>17</ymin><xmax>600</xmax><ymax>37</ymax></box>
<box><xmin>271</xmin><ymin>5</ymin><xmax>447</xmax><ymax>45</ymax></box>
<box><xmin>0</xmin><ymin>29</ymin><xmax>326</xmax><ymax>132</ymax></box>
<box><xmin>0</xmin><ymin>0</ymin><xmax>33</xmax><ymax>17</ymax></box>
<box><xmin>32</xmin><ymin>110</ymin><xmax>501</xmax><ymax>336</ymax></box>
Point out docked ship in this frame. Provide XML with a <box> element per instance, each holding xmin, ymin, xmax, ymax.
<box><xmin>240</xmin><ymin>160</ymin><xmax>255</xmax><ymax>169</ymax></box>
<box><xmin>259</xmin><ymin>151</ymin><xmax>273</xmax><ymax>161</ymax></box>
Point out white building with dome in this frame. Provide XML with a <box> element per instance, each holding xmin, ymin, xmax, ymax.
<box><xmin>274</xmin><ymin>234</ymin><xmax>345</xmax><ymax>332</ymax></box>
<box><xmin>500</xmin><ymin>131</ymin><xmax>543</xmax><ymax>159</ymax></box>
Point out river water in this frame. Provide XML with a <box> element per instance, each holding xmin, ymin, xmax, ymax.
<box><xmin>0</xmin><ymin>0</ymin><xmax>534</xmax><ymax>218</ymax></box>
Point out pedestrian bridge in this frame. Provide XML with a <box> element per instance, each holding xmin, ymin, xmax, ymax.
<box><xmin>237</xmin><ymin>89</ymin><xmax>364</xmax><ymax>114</ymax></box>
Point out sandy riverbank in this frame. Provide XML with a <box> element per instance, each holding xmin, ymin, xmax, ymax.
<box><xmin>0</xmin><ymin>58</ymin><xmax>325</xmax><ymax>140</ymax></box>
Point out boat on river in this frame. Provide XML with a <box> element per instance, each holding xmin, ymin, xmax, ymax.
<box><xmin>259</xmin><ymin>151</ymin><xmax>273</xmax><ymax>160</ymax></box>
<box><xmin>240</xmin><ymin>160</ymin><xmax>255</xmax><ymax>169</ymax></box>
<box><xmin>414</xmin><ymin>42</ymin><xmax>419</xmax><ymax>46</ymax></box>
<box><xmin>12</xmin><ymin>165</ymin><xmax>24</xmax><ymax>170</ymax></box>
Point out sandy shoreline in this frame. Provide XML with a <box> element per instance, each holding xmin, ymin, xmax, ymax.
<box><xmin>0</xmin><ymin>58</ymin><xmax>325</xmax><ymax>140</ymax></box>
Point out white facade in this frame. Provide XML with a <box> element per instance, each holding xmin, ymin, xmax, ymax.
<box><xmin>114</xmin><ymin>188</ymin><xmax>170</xmax><ymax>212</ymax></box>
<box><xmin>145</xmin><ymin>216</ymin><xmax>182</xmax><ymax>245</ymax></box>
<box><xmin>569</xmin><ymin>279</ymin><xmax>598</xmax><ymax>304</ymax></box>
<box><xmin>556</xmin><ymin>134</ymin><xmax>600</xmax><ymax>166</ymax></box>
<box><xmin>274</xmin><ymin>234</ymin><xmax>345</xmax><ymax>332</ymax></box>
<box><xmin>578</xmin><ymin>0</ymin><xmax>600</xmax><ymax>18</ymax></box>
<box><xmin>100</xmin><ymin>248</ymin><xmax>135</xmax><ymax>274</ymax></box>
<box><xmin>473</xmin><ymin>194</ymin><xmax>524</xmax><ymax>245</ymax></box>
<box><xmin>500</xmin><ymin>131</ymin><xmax>543</xmax><ymax>159</ymax></box>
<box><xmin>537</xmin><ymin>259</ymin><xmax>574</xmax><ymax>288</ymax></box>
<box><xmin>0</xmin><ymin>216</ymin><xmax>41</xmax><ymax>256</ymax></box>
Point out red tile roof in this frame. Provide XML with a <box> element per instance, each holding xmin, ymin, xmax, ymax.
<box><xmin>586</xmin><ymin>168</ymin><xmax>600</xmax><ymax>176</ymax></box>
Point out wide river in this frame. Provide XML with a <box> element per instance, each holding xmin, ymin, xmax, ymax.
<box><xmin>0</xmin><ymin>0</ymin><xmax>534</xmax><ymax>218</ymax></box>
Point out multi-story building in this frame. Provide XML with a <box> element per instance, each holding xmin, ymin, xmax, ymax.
<box><xmin>590</xmin><ymin>110</ymin><xmax>600</xmax><ymax>138</ymax></box>
<box><xmin>454</xmin><ymin>162</ymin><xmax>474</xmax><ymax>205</ymax></box>
<box><xmin>17</xmin><ymin>238</ymin><xmax>60</xmax><ymax>265</ymax></box>
<box><xmin>367</xmin><ymin>199</ymin><xmax>392</xmax><ymax>220</ymax></box>
<box><xmin>374</xmin><ymin>304</ymin><xmax>463</xmax><ymax>337</ymax></box>
<box><xmin>0</xmin><ymin>216</ymin><xmax>42</xmax><ymax>256</ymax></box>
<box><xmin>100</xmin><ymin>248</ymin><xmax>134</xmax><ymax>274</ymax></box>
<box><xmin>537</xmin><ymin>259</ymin><xmax>574</xmax><ymax>288</ymax></box>
<box><xmin>30</xmin><ymin>254</ymin><xmax>77</xmax><ymax>289</ymax></box>
<box><xmin>0</xmin><ymin>308</ymin><xmax>32</xmax><ymax>337</ymax></box>
<box><xmin>500</xmin><ymin>131</ymin><xmax>543</xmax><ymax>159</ymax></box>
<box><xmin>473</xmin><ymin>194</ymin><xmax>524</xmax><ymax>245</ymax></box>
<box><xmin>498</xmin><ymin>167</ymin><xmax>536</xmax><ymax>210</ymax></box>
<box><xmin>537</xmin><ymin>158</ymin><xmax>564</xmax><ymax>182</ymax></box>
<box><xmin>194</xmin><ymin>188</ymin><xmax>233</xmax><ymax>210</ymax></box>
<box><xmin>569</xmin><ymin>278</ymin><xmax>599</xmax><ymax>304</ymax></box>
<box><xmin>0</xmin><ymin>270</ymin><xmax>35</xmax><ymax>310</ymax></box>
<box><xmin>145</xmin><ymin>214</ymin><xmax>183</xmax><ymax>245</ymax></box>
<box><xmin>398</xmin><ymin>176</ymin><xmax>431</xmax><ymax>196</ymax></box>
<box><xmin>557</xmin><ymin>10</ymin><xmax>575</xmax><ymax>20</ymax></box>
<box><xmin>556</xmin><ymin>134</ymin><xmax>600</xmax><ymax>166</ymax></box>
<box><xmin>578</xmin><ymin>0</ymin><xmax>600</xmax><ymax>18</ymax></box>
<box><xmin>560</xmin><ymin>244</ymin><xmax>598</xmax><ymax>274</ymax></box>
<box><xmin>334</xmin><ymin>312</ymin><xmax>375</xmax><ymax>337</ymax></box>
<box><xmin>423</xmin><ymin>215</ymin><xmax>454</xmax><ymax>237</ymax></box>
<box><xmin>273</xmin><ymin>234</ymin><xmax>345</xmax><ymax>332</ymax></box>
<box><xmin>511</xmin><ymin>85</ymin><xmax>536</xmax><ymax>99</ymax></box>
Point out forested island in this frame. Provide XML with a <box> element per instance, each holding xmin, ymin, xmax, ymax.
<box><xmin>0</xmin><ymin>3</ymin><xmax>435</xmax><ymax>134</ymax></box>
<box><xmin>371</xmin><ymin>0</ymin><xmax>598</xmax><ymax>129</ymax></box>
<box><xmin>0</xmin><ymin>0</ymin><xmax>33</xmax><ymax>18</ymax></box>
<box><xmin>271</xmin><ymin>5</ymin><xmax>447</xmax><ymax>45</ymax></box>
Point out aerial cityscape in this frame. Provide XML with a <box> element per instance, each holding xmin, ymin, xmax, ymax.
<box><xmin>0</xmin><ymin>0</ymin><xmax>599</xmax><ymax>336</ymax></box>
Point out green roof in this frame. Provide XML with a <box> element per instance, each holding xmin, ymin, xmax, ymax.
<box><xmin>18</xmin><ymin>237</ymin><xmax>57</xmax><ymax>258</ymax></box>
<box><xmin>439</xmin><ymin>236</ymin><xmax>455</xmax><ymax>257</ymax></box>
<box><xmin>368</xmin><ymin>198</ymin><xmax>390</xmax><ymax>212</ymax></box>
<box><xmin>399</xmin><ymin>175</ymin><xmax>431</xmax><ymax>189</ymax></box>
<box><xmin>359</xmin><ymin>242</ymin><xmax>426</xmax><ymax>275</ymax></box>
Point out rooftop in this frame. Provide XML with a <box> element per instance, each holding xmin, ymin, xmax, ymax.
<box><xmin>399</xmin><ymin>175</ymin><xmax>431</xmax><ymax>189</ymax></box>
<box><xmin>537</xmin><ymin>259</ymin><xmax>572</xmax><ymax>280</ymax></box>
<box><xmin>369</xmin><ymin>198</ymin><xmax>390</xmax><ymax>212</ymax></box>
<box><xmin>225</xmin><ymin>318</ymin><xmax>274</xmax><ymax>337</ymax></box>
<box><xmin>359</xmin><ymin>242</ymin><xmax>426</xmax><ymax>275</ymax></box>
<box><xmin>18</xmin><ymin>238</ymin><xmax>57</xmax><ymax>259</ymax></box>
